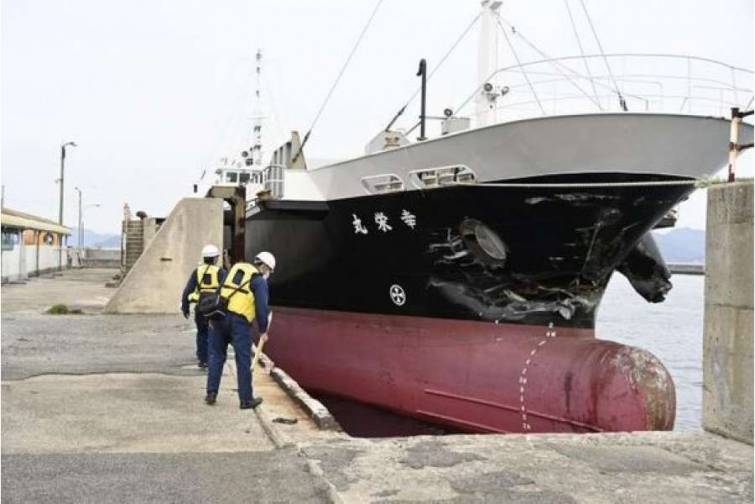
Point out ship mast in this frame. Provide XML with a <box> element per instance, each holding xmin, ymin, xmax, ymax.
<box><xmin>251</xmin><ymin>48</ymin><xmax>264</xmax><ymax>167</ymax></box>
<box><xmin>475</xmin><ymin>0</ymin><xmax>502</xmax><ymax>128</ymax></box>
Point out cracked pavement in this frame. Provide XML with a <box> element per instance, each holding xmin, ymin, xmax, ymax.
<box><xmin>2</xmin><ymin>268</ymin><xmax>752</xmax><ymax>503</ymax></box>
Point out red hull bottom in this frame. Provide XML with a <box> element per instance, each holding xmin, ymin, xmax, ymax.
<box><xmin>265</xmin><ymin>307</ymin><xmax>675</xmax><ymax>434</ymax></box>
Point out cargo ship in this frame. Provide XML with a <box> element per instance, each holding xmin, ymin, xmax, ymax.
<box><xmin>211</xmin><ymin>2</ymin><xmax>754</xmax><ymax>433</ymax></box>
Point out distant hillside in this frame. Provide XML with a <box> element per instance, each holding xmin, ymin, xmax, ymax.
<box><xmin>70</xmin><ymin>228</ymin><xmax>120</xmax><ymax>249</ymax></box>
<box><xmin>653</xmin><ymin>228</ymin><xmax>705</xmax><ymax>264</ymax></box>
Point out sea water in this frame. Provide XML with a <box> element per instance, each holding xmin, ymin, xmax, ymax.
<box><xmin>598</xmin><ymin>273</ymin><xmax>704</xmax><ymax>431</ymax></box>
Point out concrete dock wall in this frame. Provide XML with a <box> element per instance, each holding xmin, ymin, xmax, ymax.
<box><xmin>104</xmin><ymin>198</ymin><xmax>223</xmax><ymax>314</ymax></box>
<box><xmin>81</xmin><ymin>248</ymin><xmax>120</xmax><ymax>268</ymax></box>
<box><xmin>703</xmin><ymin>181</ymin><xmax>753</xmax><ymax>444</ymax></box>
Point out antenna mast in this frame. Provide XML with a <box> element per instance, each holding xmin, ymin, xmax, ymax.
<box><xmin>476</xmin><ymin>0</ymin><xmax>502</xmax><ymax>127</ymax></box>
<box><xmin>251</xmin><ymin>49</ymin><xmax>264</xmax><ymax>167</ymax></box>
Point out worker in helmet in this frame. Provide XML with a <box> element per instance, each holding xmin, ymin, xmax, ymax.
<box><xmin>181</xmin><ymin>244</ymin><xmax>227</xmax><ymax>368</ymax></box>
<box><xmin>205</xmin><ymin>251</ymin><xmax>275</xmax><ymax>409</ymax></box>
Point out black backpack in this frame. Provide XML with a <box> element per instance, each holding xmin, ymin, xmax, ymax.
<box><xmin>197</xmin><ymin>277</ymin><xmax>251</xmax><ymax>321</ymax></box>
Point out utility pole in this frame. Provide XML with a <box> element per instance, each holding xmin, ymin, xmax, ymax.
<box><xmin>58</xmin><ymin>141</ymin><xmax>77</xmax><ymax>225</ymax></box>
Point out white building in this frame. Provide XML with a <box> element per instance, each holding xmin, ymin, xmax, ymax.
<box><xmin>1</xmin><ymin>207</ymin><xmax>71</xmax><ymax>283</ymax></box>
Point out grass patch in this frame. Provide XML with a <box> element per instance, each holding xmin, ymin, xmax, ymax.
<box><xmin>46</xmin><ymin>304</ymin><xmax>83</xmax><ymax>315</ymax></box>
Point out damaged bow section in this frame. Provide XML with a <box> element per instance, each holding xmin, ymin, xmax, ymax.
<box><xmin>617</xmin><ymin>232</ymin><xmax>673</xmax><ymax>302</ymax></box>
<box><xmin>421</xmin><ymin>175</ymin><xmax>693</xmax><ymax>327</ymax></box>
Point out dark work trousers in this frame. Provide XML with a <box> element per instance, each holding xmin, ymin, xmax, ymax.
<box><xmin>194</xmin><ymin>310</ymin><xmax>209</xmax><ymax>365</ymax></box>
<box><xmin>207</xmin><ymin>312</ymin><xmax>253</xmax><ymax>402</ymax></box>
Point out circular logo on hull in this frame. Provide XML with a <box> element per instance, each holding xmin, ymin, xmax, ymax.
<box><xmin>389</xmin><ymin>284</ymin><xmax>406</xmax><ymax>306</ymax></box>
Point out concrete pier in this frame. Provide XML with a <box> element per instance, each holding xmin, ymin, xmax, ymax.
<box><xmin>703</xmin><ymin>181</ymin><xmax>754</xmax><ymax>444</ymax></box>
<box><xmin>3</xmin><ymin>253</ymin><xmax>754</xmax><ymax>502</ymax></box>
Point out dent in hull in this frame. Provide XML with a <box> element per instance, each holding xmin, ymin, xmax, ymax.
<box><xmin>248</xmin><ymin>173</ymin><xmax>694</xmax><ymax>328</ymax></box>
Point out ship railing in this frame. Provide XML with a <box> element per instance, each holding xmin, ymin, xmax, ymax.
<box><xmin>361</xmin><ymin>173</ymin><xmax>405</xmax><ymax>195</ymax></box>
<box><xmin>261</xmin><ymin>164</ymin><xmax>286</xmax><ymax>199</ymax></box>
<box><xmin>408</xmin><ymin>165</ymin><xmax>478</xmax><ymax>189</ymax></box>
<box><xmin>454</xmin><ymin>53</ymin><xmax>753</xmax><ymax>123</ymax></box>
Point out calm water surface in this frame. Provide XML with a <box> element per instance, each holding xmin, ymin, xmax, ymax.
<box><xmin>597</xmin><ymin>274</ymin><xmax>704</xmax><ymax>431</ymax></box>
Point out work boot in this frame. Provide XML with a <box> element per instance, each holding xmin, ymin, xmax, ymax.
<box><xmin>205</xmin><ymin>392</ymin><xmax>217</xmax><ymax>405</ymax></box>
<box><xmin>240</xmin><ymin>397</ymin><xmax>263</xmax><ymax>410</ymax></box>
<box><xmin>198</xmin><ymin>361</ymin><xmax>208</xmax><ymax>369</ymax></box>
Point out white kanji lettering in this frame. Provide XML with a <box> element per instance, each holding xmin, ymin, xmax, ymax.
<box><xmin>352</xmin><ymin>214</ymin><xmax>368</xmax><ymax>234</ymax></box>
<box><xmin>374</xmin><ymin>212</ymin><xmax>392</xmax><ymax>232</ymax></box>
<box><xmin>400</xmin><ymin>209</ymin><xmax>417</xmax><ymax>229</ymax></box>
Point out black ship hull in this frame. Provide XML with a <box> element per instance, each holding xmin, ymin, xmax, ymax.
<box><xmin>246</xmin><ymin>173</ymin><xmax>694</xmax><ymax>329</ymax></box>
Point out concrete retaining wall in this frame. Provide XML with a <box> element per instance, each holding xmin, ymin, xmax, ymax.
<box><xmin>104</xmin><ymin>198</ymin><xmax>223</xmax><ymax>314</ymax></box>
<box><xmin>703</xmin><ymin>181</ymin><xmax>753</xmax><ymax>444</ymax></box>
<box><xmin>82</xmin><ymin>248</ymin><xmax>121</xmax><ymax>268</ymax></box>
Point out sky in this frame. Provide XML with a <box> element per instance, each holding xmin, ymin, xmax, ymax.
<box><xmin>1</xmin><ymin>0</ymin><xmax>753</xmax><ymax>234</ymax></box>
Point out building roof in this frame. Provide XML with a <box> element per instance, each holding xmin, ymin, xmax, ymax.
<box><xmin>1</xmin><ymin>207</ymin><xmax>71</xmax><ymax>235</ymax></box>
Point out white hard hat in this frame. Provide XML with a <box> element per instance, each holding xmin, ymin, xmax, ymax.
<box><xmin>201</xmin><ymin>244</ymin><xmax>220</xmax><ymax>258</ymax></box>
<box><xmin>254</xmin><ymin>251</ymin><xmax>276</xmax><ymax>271</ymax></box>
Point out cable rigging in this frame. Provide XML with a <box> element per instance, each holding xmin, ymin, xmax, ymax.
<box><xmin>577</xmin><ymin>0</ymin><xmax>627</xmax><ymax>110</ymax></box>
<box><xmin>494</xmin><ymin>16</ymin><xmax>546</xmax><ymax>115</ymax></box>
<box><xmin>293</xmin><ymin>0</ymin><xmax>385</xmax><ymax>162</ymax></box>
<box><xmin>562</xmin><ymin>0</ymin><xmax>601</xmax><ymax>108</ymax></box>
<box><xmin>494</xmin><ymin>16</ymin><xmax>603</xmax><ymax>111</ymax></box>
<box><xmin>383</xmin><ymin>12</ymin><xmax>482</xmax><ymax>131</ymax></box>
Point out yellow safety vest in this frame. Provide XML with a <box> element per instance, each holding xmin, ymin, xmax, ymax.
<box><xmin>188</xmin><ymin>264</ymin><xmax>220</xmax><ymax>303</ymax></box>
<box><xmin>220</xmin><ymin>262</ymin><xmax>258</xmax><ymax>323</ymax></box>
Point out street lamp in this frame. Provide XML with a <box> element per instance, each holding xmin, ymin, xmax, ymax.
<box><xmin>58</xmin><ymin>141</ymin><xmax>77</xmax><ymax>225</ymax></box>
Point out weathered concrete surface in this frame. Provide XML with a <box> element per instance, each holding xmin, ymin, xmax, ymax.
<box><xmin>1</xmin><ymin>449</ymin><xmax>335</xmax><ymax>504</ymax></box>
<box><xmin>4</xmin><ymin>265</ymin><xmax>754</xmax><ymax>503</ymax></box>
<box><xmin>270</xmin><ymin>365</ymin><xmax>342</xmax><ymax>431</ymax></box>
<box><xmin>703</xmin><ymin>181</ymin><xmax>753</xmax><ymax>444</ymax></box>
<box><xmin>0</xmin><ymin>267</ymin><xmax>115</xmax><ymax>314</ymax></box>
<box><xmin>1</xmin><ymin>372</ymin><xmax>277</xmax><ymax>454</ymax></box>
<box><xmin>301</xmin><ymin>432</ymin><xmax>753</xmax><ymax>503</ymax></box>
<box><xmin>105</xmin><ymin>197</ymin><xmax>223</xmax><ymax>313</ymax></box>
<box><xmin>2</xmin><ymin>268</ymin><xmax>339</xmax><ymax>503</ymax></box>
